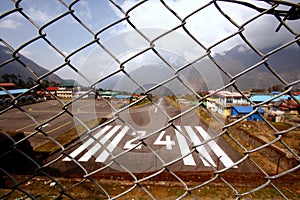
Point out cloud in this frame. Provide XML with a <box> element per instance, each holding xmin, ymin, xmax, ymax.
<box><xmin>0</xmin><ymin>18</ymin><xmax>22</xmax><ymax>29</ymax></box>
<box><xmin>109</xmin><ymin>0</ymin><xmax>300</xmax><ymax>51</ymax></box>
<box><xmin>27</xmin><ymin>7</ymin><xmax>54</xmax><ymax>23</ymax></box>
<box><xmin>109</xmin><ymin>0</ymin><xmax>250</xmax><ymax>49</ymax></box>
<box><xmin>76</xmin><ymin>1</ymin><xmax>92</xmax><ymax>20</ymax></box>
<box><xmin>20</xmin><ymin>49</ymin><xmax>32</xmax><ymax>57</ymax></box>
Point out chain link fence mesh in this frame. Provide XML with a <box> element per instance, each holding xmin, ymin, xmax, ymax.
<box><xmin>0</xmin><ymin>0</ymin><xmax>300</xmax><ymax>199</ymax></box>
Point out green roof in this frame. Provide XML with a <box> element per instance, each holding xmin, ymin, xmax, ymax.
<box><xmin>98</xmin><ymin>91</ymin><xmax>119</xmax><ymax>96</ymax></box>
<box><xmin>60</xmin><ymin>82</ymin><xmax>75</xmax><ymax>87</ymax></box>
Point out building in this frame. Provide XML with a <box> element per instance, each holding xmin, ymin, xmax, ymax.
<box><xmin>56</xmin><ymin>87</ymin><xmax>73</xmax><ymax>99</ymax></box>
<box><xmin>231</xmin><ymin>106</ymin><xmax>265</xmax><ymax>121</ymax></box>
<box><xmin>97</xmin><ymin>91</ymin><xmax>119</xmax><ymax>99</ymax></box>
<box><xmin>206</xmin><ymin>90</ymin><xmax>250</xmax><ymax>117</ymax></box>
<box><xmin>0</xmin><ymin>88</ymin><xmax>32</xmax><ymax>109</ymax></box>
<box><xmin>251</xmin><ymin>94</ymin><xmax>300</xmax><ymax>104</ymax></box>
<box><xmin>273</xmin><ymin>99</ymin><xmax>300</xmax><ymax>115</ymax></box>
<box><xmin>55</xmin><ymin>82</ymin><xmax>77</xmax><ymax>99</ymax></box>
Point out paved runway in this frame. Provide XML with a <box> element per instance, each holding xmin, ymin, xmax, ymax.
<box><xmin>0</xmin><ymin>97</ymin><xmax>256</xmax><ymax>173</ymax></box>
<box><xmin>62</xmin><ymin>124</ymin><xmax>240</xmax><ymax>172</ymax></box>
<box><xmin>0</xmin><ymin>99</ymin><xmax>112</xmax><ymax>148</ymax></box>
<box><xmin>59</xmin><ymin>98</ymin><xmax>256</xmax><ymax>173</ymax></box>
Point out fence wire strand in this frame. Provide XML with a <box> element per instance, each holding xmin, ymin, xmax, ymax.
<box><xmin>0</xmin><ymin>0</ymin><xmax>300</xmax><ymax>199</ymax></box>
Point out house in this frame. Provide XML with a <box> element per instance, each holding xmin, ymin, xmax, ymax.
<box><xmin>231</xmin><ymin>106</ymin><xmax>265</xmax><ymax>121</ymax></box>
<box><xmin>251</xmin><ymin>94</ymin><xmax>300</xmax><ymax>104</ymax></box>
<box><xmin>273</xmin><ymin>99</ymin><xmax>300</xmax><ymax>115</ymax></box>
<box><xmin>55</xmin><ymin>82</ymin><xmax>77</xmax><ymax>99</ymax></box>
<box><xmin>206</xmin><ymin>90</ymin><xmax>250</xmax><ymax>117</ymax></box>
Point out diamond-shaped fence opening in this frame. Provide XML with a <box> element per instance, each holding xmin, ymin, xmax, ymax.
<box><xmin>0</xmin><ymin>0</ymin><xmax>299</xmax><ymax>199</ymax></box>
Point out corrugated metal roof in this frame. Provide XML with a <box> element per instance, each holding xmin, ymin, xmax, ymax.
<box><xmin>251</xmin><ymin>94</ymin><xmax>300</xmax><ymax>102</ymax></box>
<box><xmin>47</xmin><ymin>86</ymin><xmax>59</xmax><ymax>91</ymax></box>
<box><xmin>0</xmin><ymin>89</ymin><xmax>29</xmax><ymax>96</ymax></box>
<box><xmin>232</xmin><ymin>106</ymin><xmax>264</xmax><ymax>113</ymax></box>
<box><xmin>114</xmin><ymin>95</ymin><xmax>131</xmax><ymax>99</ymax></box>
<box><xmin>60</xmin><ymin>82</ymin><xmax>75</xmax><ymax>87</ymax></box>
<box><xmin>0</xmin><ymin>82</ymin><xmax>16</xmax><ymax>87</ymax></box>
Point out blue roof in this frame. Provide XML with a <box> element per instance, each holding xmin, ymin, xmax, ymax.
<box><xmin>251</xmin><ymin>94</ymin><xmax>300</xmax><ymax>102</ymax></box>
<box><xmin>232</xmin><ymin>106</ymin><xmax>264</xmax><ymax>114</ymax></box>
<box><xmin>114</xmin><ymin>95</ymin><xmax>132</xmax><ymax>99</ymax></box>
<box><xmin>0</xmin><ymin>89</ymin><xmax>29</xmax><ymax>96</ymax></box>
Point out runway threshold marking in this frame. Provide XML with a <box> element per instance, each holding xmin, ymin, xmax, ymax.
<box><xmin>195</xmin><ymin>126</ymin><xmax>237</xmax><ymax>168</ymax></box>
<box><xmin>175</xmin><ymin>126</ymin><xmax>196</xmax><ymax>166</ymax></box>
<box><xmin>78</xmin><ymin>125</ymin><xmax>121</xmax><ymax>162</ymax></box>
<box><xmin>184</xmin><ymin>126</ymin><xmax>216</xmax><ymax>167</ymax></box>
<box><xmin>96</xmin><ymin>126</ymin><xmax>129</xmax><ymax>162</ymax></box>
<box><xmin>63</xmin><ymin>125</ymin><xmax>236</xmax><ymax>168</ymax></box>
<box><xmin>63</xmin><ymin>125</ymin><xmax>112</xmax><ymax>161</ymax></box>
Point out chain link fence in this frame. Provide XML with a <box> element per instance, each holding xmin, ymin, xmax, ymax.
<box><xmin>0</xmin><ymin>0</ymin><xmax>300</xmax><ymax>199</ymax></box>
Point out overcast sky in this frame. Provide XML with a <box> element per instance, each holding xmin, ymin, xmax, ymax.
<box><xmin>0</xmin><ymin>0</ymin><xmax>299</xmax><ymax>84</ymax></box>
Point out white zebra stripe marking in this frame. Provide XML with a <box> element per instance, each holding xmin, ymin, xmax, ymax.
<box><xmin>175</xmin><ymin>126</ymin><xmax>196</xmax><ymax>166</ymax></box>
<box><xmin>96</xmin><ymin>126</ymin><xmax>130</xmax><ymax>162</ymax></box>
<box><xmin>64</xmin><ymin>125</ymin><xmax>236</xmax><ymax>168</ymax></box>
<box><xmin>195</xmin><ymin>126</ymin><xmax>237</xmax><ymax>168</ymax></box>
<box><xmin>184</xmin><ymin>126</ymin><xmax>216</xmax><ymax>167</ymax></box>
<box><xmin>63</xmin><ymin>125</ymin><xmax>112</xmax><ymax>161</ymax></box>
<box><xmin>78</xmin><ymin>125</ymin><xmax>121</xmax><ymax>162</ymax></box>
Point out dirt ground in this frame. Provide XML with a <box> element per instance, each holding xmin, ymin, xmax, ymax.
<box><xmin>1</xmin><ymin>174</ymin><xmax>299</xmax><ymax>199</ymax></box>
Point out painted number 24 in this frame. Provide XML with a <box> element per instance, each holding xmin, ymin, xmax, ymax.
<box><xmin>123</xmin><ymin>131</ymin><xmax>175</xmax><ymax>150</ymax></box>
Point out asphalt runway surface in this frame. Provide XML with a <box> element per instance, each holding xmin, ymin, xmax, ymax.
<box><xmin>0</xmin><ymin>98</ymin><xmax>257</xmax><ymax>174</ymax></box>
<box><xmin>0</xmin><ymin>99</ymin><xmax>112</xmax><ymax>148</ymax></box>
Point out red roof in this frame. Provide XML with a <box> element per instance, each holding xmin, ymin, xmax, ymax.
<box><xmin>292</xmin><ymin>92</ymin><xmax>300</xmax><ymax>96</ymax></box>
<box><xmin>0</xmin><ymin>82</ymin><xmax>16</xmax><ymax>87</ymax></box>
<box><xmin>275</xmin><ymin>99</ymin><xmax>300</xmax><ymax>110</ymax></box>
<box><xmin>47</xmin><ymin>86</ymin><xmax>59</xmax><ymax>91</ymax></box>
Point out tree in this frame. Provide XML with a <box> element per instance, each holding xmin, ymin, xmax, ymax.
<box><xmin>251</xmin><ymin>88</ymin><xmax>266</xmax><ymax>93</ymax></box>
<box><xmin>1</xmin><ymin>74</ymin><xmax>10</xmax><ymax>82</ymax></box>
<box><xmin>268</xmin><ymin>84</ymin><xmax>284</xmax><ymax>92</ymax></box>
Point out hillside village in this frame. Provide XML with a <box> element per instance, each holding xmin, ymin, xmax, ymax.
<box><xmin>1</xmin><ymin>81</ymin><xmax>299</xmax><ymax>124</ymax></box>
<box><xmin>204</xmin><ymin>90</ymin><xmax>300</xmax><ymax>123</ymax></box>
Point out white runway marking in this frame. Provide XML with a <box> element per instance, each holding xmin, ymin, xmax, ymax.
<box><xmin>64</xmin><ymin>125</ymin><xmax>236</xmax><ymax>169</ymax></box>
<box><xmin>175</xmin><ymin>126</ymin><xmax>196</xmax><ymax>166</ymax></box>
<box><xmin>123</xmin><ymin>131</ymin><xmax>146</xmax><ymax>150</ymax></box>
<box><xmin>96</xmin><ymin>126</ymin><xmax>129</xmax><ymax>162</ymax></box>
<box><xmin>154</xmin><ymin>98</ymin><xmax>162</xmax><ymax>113</ymax></box>
<box><xmin>63</xmin><ymin>126</ymin><xmax>112</xmax><ymax>161</ymax></box>
<box><xmin>154</xmin><ymin>131</ymin><xmax>175</xmax><ymax>150</ymax></box>
<box><xmin>78</xmin><ymin>125</ymin><xmax>121</xmax><ymax>162</ymax></box>
<box><xmin>184</xmin><ymin>126</ymin><xmax>216</xmax><ymax>167</ymax></box>
<box><xmin>195</xmin><ymin>126</ymin><xmax>237</xmax><ymax>168</ymax></box>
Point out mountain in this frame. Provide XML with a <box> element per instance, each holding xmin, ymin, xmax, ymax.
<box><xmin>96</xmin><ymin>44</ymin><xmax>300</xmax><ymax>94</ymax></box>
<box><xmin>179</xmin><ymin>44</ymin><xmax>300</xmax><ymax>92</ymax></box>
<box><xmin>212</xmin><ymin>44</ymin><xmax>300</xmax><ymax>90</ymax></box>
<box><xmin>0</xmin><ymin>45</ymin><xmax>63</xmax><ymax>85</ymax></box>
